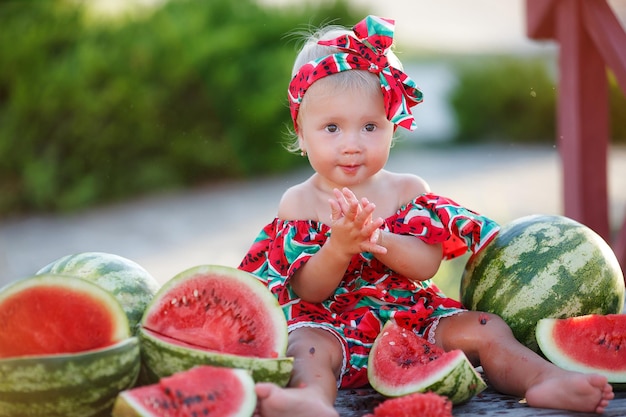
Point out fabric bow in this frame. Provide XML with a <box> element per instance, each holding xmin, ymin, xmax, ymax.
<box><xmin>288</xmin><ymin>15</ymin><xmax>423</xmax><ymax>132</ymax></box>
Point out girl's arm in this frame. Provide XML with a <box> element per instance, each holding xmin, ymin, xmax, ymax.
<box><xmin>289</xmin><ymin>236</ymin><xmax>354</xmax><ymax>303</ymax></box>
<box><xmin>290</xmin><ymin>188</ymin><xmax>385</xmax><ymax>303</ymax></box>
<box><xmin>374</xmin><ymin>231</ymin><xmax>443</xmax><ymax>282</ymax></box>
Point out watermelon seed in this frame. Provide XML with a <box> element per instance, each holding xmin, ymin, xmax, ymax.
<box><xmin>194</xmin><ymin>289</ymin><xmax>199</xmax><ymax>298</ymax></box>
<box><xmin>171</xmin><ymin>298</ymin><xmax>178</xmax><ymax>305</ymax></box>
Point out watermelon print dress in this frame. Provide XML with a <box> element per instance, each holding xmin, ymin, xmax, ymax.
<box><xmin>238</xmin><ymin>193</ymin><xmax>500</xmax><ymax>388</ymax></box>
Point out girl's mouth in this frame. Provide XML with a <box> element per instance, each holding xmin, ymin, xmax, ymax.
<box><xmin>340</xmin><ymin>165</ymin><xmax>360</xmax><ymax>174</ymax></box>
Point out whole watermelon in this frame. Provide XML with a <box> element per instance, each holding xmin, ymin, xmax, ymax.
<box><xmin>460</xmin><ymin>214</ymin><xmax>625</xmax><ymax>353</ymax></box>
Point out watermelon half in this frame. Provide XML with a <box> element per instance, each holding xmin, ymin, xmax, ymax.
<box><xmin>37</xmin><ymin>251</ymin><xmax>161</xmax><ymax>335</ymax></box>
<box><xmin>0</xmin><ymin>274</ymin><xmax>140</xmax><ymax>417</ymax></box>
<box><xmin>112</xmin><ymin>365</ymin><xmax>257</xmax><ymax>417</ymax></box>
<box><xmin>139</xmin><ymin>264</ymin><xmax>293</xmax><ymax>385</ymax></box>
<box><xmin>0</xmin><ymin>274</ymin><xmax>130</xmax><ymax>357</ymax></box>
<box><xmin>461</xmin><ymin>214</ymin><xmax>625</xmax><ymax>352</ymax></box>
<box><xmin>536</xmin><ymin>314</ymin><xmax>626</xmax><ymax>383</ymax></box>
<box><xmin>367</xmin><ymin>321</ymin><xmax>486</xmax><ymax>404</ymax></box>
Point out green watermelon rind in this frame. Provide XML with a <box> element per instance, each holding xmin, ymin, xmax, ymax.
<box><xmin>0</xmin><ymin>337</ymin><xmax>141</xmax><ymax>417</ymax></box>
<box><xmin>367</xmin><ymin>322</ymin><xmax>486</xmax><ymax>405</ymax></box>
<box><xmin>536</xmin><ymin>317</ymin><xmax>626</xmax><ymax>383</ymax></box>
<box><xmin>37</xmin><ymin>252</ymin><xmax>161</xmax><ymax>335</ymax></box>
<box><xmin>139</xmin><ymin>327</ymin><xmax>293</xmax><ymax>387</ymax></box>
<box><xmin>461</xmin><ymin>214</ymin><xmax>625</xmax><ymax>352</ymax></box>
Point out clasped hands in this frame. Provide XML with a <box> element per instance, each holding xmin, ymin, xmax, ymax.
<box><xmin>328</xmin><ymin>187</ymin><xmax>388</xmax><ymax>256</ymax></box>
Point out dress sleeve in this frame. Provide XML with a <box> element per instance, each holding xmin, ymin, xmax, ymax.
<box><xmin>239</xmin><ymin>219</ymin><xmax>329</xmax><ymax>303</ymax></box>
<box><xmin>389</xmin><ymin>193</ymin><xmax>500</xmax><ymax>259</ymax></box>
<box><xmin>238</xmin><ymin>219</ymin><xmax>277</xmax><ymax>284</ymax></box>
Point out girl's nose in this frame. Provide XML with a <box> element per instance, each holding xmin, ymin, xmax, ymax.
<box><xmin>340</xmin><ymin>132</ymin><xmax>361</xmax><ymax>154</ymax></box>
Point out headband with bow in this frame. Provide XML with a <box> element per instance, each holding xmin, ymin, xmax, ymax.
<box><xmin>288</xmin><ymin>15</ymin><xmax>423</xmax><ymax>132</ymax></box>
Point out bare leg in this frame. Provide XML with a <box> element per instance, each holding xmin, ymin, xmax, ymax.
<box><xmin>254</xmin><ymin>327</ymin><xmax>343</xmax><ymax>417</ymax></box>
<box><xmin>434</xmin><ymin>311</ymin><xmax>614</xmax><ymax>414</ymax></box>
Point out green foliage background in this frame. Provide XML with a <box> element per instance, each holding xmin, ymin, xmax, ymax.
<box><xmin>0</xmin><ymin>0</ymin><xmax>362</xmax><ymax>216</ymax></box>
<box><xmin>0</xmin><ymin>1</ymin><xmax>624</xmax><ymax>217</ymax></box>
<box><xmin>448</xmin><ymin>56</ymin><xmax>626</xmax><ymax>145</ymax></box>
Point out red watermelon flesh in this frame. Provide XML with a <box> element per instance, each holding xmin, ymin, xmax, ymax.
<box><xmin>536</xmin><ymin>314</ymin><xmax>626</xmax><ymax>380</ymax></box>
<box><xmin>0</xmin><ymin>275</ymin><xmax>129</xmax><ymax>358</ymax></box>
<box><xmin>112</xmin><ymin>365</ymin><xmax>256</xmax><ymax>417</ymax></box>
<box><xmin>367</xmin><ymin>321</ymin><xmax>486</xmax><ymax>404</ymax></box>
<box><xmin>364</xmin><ymin>392</ymin><xmax>453</xmax><ymax>417</ymax></box>
<box><xmin>141</xmin><ymin>265</ymin><xmax>288</xmax><ymax>359</ymax></box>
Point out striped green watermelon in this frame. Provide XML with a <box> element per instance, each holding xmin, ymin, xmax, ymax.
<box><xmin>37</xmin><ymin>252</ymin><xmax>161</xmax><ymax>335</ymax></box>
<box><xmin>367</xmin><ymin>321</ymin><xmax>486</xmax><ymax>404</ymax></box>
<box><xmin>139</xmin><ymin>264</ymin><xmax>293</xmax><ymax>386</ymax></box>
<box><xmin>461</xmin><ymin>214</ymin><xmax>625</xmax><ymax>352</ymax></box>
<box><xmin>0</xmin><ymin>274</ymin><xmax>141</xmax><ymax>417</ymax></box>
<box><xmin>536</xmin><ymin>314</ymin><xmax>626</xmax><ymax>383</ymax></box>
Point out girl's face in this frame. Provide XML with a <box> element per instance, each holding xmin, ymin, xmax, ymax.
<box><xmin>297</xmin><ymin>81</ymin><xmax>394</xmax><ymax>190</ymax></box>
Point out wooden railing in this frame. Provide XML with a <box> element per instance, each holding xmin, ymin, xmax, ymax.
<box><xmin>526</xmin><ymin>0</ymin><xmax>626</xmax><ymax>278</ymax></box>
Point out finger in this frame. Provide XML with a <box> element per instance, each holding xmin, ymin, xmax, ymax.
<box><xmin>333</xmin><ymin>188</ymin><xmax>351</xmax><ymax>215</ymax></box>
<box><xmin>361</xmin><ymin>240</ymin><xmax>387</xmax><ymax>255</ymax></box>
<box><xmin>364</xmin><ymin>217</ymin><xmax>385</xmax><ymax>238</ymax></box>
<box><xmin>328</xmin><ymin>198</ymin><xmax>342</xmax><ymax>223</ymax></box>
<box><xmin>342</xmin><ymin>187</ymin><xmax>361</xmax><ymax>207</ymax></box>
<box><xmin>343</xmin><ymin>194</ymin><xmax>361</xmax><ymax>220</ymax></box>
<box><xmin>355</xmin><ymin>201</ymin><xmax>376</xmax><ymax>225</ymax></box>
<box><xmin>341</xmin><ymin>187</ymin><xmax>358</xmax><ymax>202</ymax></box>
<box><xmin>369</xmin><ymin>228</ymin><xmax>380</xmax><ymax>244</ymax></box>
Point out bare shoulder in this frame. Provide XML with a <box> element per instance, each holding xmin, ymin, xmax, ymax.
<box><xmin>277</xmin><ymin>181</ymin><xmax>318</xmax><ymax>221</ymax></box>
<box><xmin>389</xmin><ymin>172</ymin><xmax>431</xmax><ymax>201</ymax></box>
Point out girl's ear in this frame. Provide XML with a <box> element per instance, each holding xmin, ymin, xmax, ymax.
<box><xmin>297</xmin><ymin>131</ymin><xmax>306</xmax><ymax>154</ymax></box>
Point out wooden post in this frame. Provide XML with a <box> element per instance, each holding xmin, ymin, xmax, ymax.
<box><xmin>556</xmin><ymin>0</ymin><xmax>610</xmax><ymax>240</ymax></box>
<box><xmin>527</xmin><ymin>0</ymin><xmax>626</xmax><ymax>275</ymax></box>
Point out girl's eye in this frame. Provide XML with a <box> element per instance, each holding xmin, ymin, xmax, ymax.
<box><xmin>364</xmin><ymin>123</ymin><xmax>376</xmax><ymax>132</ymax></box>
<box><xmin>325</xmin><ymin>124</ymin><xmax>338</xmax><ymax>133</ymax></box>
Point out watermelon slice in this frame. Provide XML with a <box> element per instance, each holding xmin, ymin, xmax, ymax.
<box><xmin>112</xmin><ymin>365</ymin><xmax>257</xmax><ymax>417</ymax></box>
<box><xmin>139</xmin><ymin>265</ymin><xmax>292</xmax><ymax>385</ymax></box>
<box><xmin>364</xmin><ymin>392</ymin><xmax>453</xmax><ymax>417</ymax></box>
<box><xmin>536</xmin><ymin>314</ymin><xmax>626</xmax><ymax>383</ymax></box>
<box><xmin>0</xmin><ymin>274</ymin><xmax>130</xmax><ymax>358</ymax></box>
<box><xmin>367</xmin><ymin>321</ymin><xmax>486</xmax><ymax>404</ymax></box>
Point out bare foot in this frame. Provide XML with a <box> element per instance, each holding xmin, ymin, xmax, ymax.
<box><xmin>525</xmin><ymin>371</ymin><xmax>614</xmax><ymax>414</ymax></box>
<box><xmin>253</xmin><ymin>382</ymin><xmax>339</xmax><ymax>417</ymax></box>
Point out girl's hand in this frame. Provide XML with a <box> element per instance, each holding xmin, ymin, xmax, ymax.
<box><xmin>328</xmin><ymin>188</ymin><xmax>387</xmax><ymax>255</ymax></box>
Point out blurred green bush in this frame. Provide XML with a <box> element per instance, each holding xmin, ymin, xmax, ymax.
<box><xmin>0</xmin><ymin>0</ymin><xmax>362</xmax><ymax>216</ymax></box>
<box><xmin>449</xmin><ymin>56</ymin><xmax>626</xmax><ymax>144</ymax></box>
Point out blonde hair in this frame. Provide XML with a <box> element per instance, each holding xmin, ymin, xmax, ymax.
<box><xmin>284</xmin><ymin>25</ymin><xmax>404</xmax><ymax>153</ymax></box>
